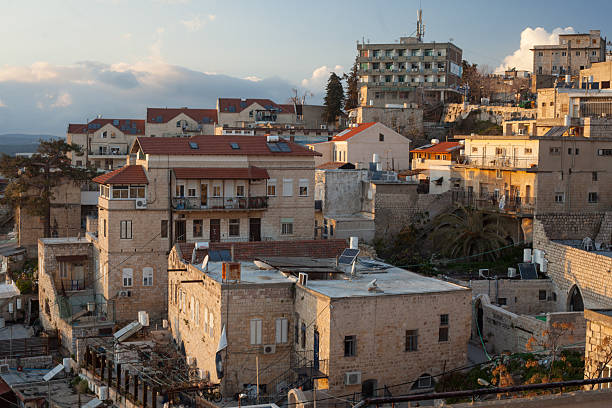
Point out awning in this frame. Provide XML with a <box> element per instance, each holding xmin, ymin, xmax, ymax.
<box><xmin>56</xmin><ymin>255</ymin><xmax>88</xmax><ymax>262</ymax></box>
<box><xmin>173</xmin><ymin>166</ymin><xmax>269</xmax><ymax>180</ymax></box>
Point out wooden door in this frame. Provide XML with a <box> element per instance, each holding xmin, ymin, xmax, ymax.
<box><xmin>210</xmin><ymin>219</ymin><xmax>220</xmax><ymax>242</ymax></box>
<box><xmin>249</xmin><ymin>218</ymin><xmax>261</xmax><ymax>242</ymax></box>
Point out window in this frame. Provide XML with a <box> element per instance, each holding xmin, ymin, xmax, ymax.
<box><xmin>592</xmin><ymin>172</ymin><xmax>598</xmax><ymax>181</ymax></box>
<box><xmin>122</xmin><ymin>268</ymin><xmax>133</xmax><ymax>287</ymax></box>
<box><xmin>554</xmin><ymin>192</ymin><xmax>565</xmax><ymax>203</ymax></box>
<box><xmin>301</xmin><ymin>323</ymin><xmax>306</xmax><ymax>348</ymax></box>
<box><xmin>344</xmin><ymin>335</ymin><xmax>356</xmax><ymax>357</ymax></box>
<box><xmin>120</xmin><ymin>220</ymin><xmax>132</xmax><ymax>239</ymax></box>
<box><xmin>212</xmin><ymin>185</ymin><xmax>221</xmax><ymax>197</ymax></box>
<box><xmin>282</xmin><ymin>179</ymin><xmax>293</xmax><ymax>197</ymax></box>
<box><xmin>598</xmin><ymin>149</ymin><xmax>612</xmax><ymax>156</ymax></box>
<box><xmin>208</xmin><ymin>312</ymin><xmax>214</xmax><ymax>336</ymax></box>
<box><xmin>275</xmin><ymin>318</ymin><xmax>288</xmax><ymax>344</ymax></box>
<box><xmin>299</xmin><ymin>179</ymin><xmax>309</xmax><ymax>197</ymax></box>
<box><xmin>187</xmin><ymin>188</ymin><xmax>196</xmax><ymax>197</ymax></box>
<box><xmin>549</xmin><ymin>147</ymin><xmax>561</xmax><ymax>155</ymax></box>
<box><xmin>497</xmin><ymin>297</ymin><xmax>507</xmax><ymax>305</ymax></box>
<box><xmin>496</xmin><ymin>169</ymin><xmax>502</xmax><ymax>179</ymax></box>
<box><xmin>538</xmin><ymin>51</ymin><xmax>543</xmax><ymax>57</ymax></box>
<box><xmin>495</xmin><ymin>147</ymin><xmax>504</xmax><ymax>155</ymax></box>
<box><xmin>576</xmin><ymin>51</ymin><xmax>581</xmax><ymax>56</ymax></box>
<box><xmin>101</xmin><ymin>131</ymin><xmax>107</xmax><ymax>139</ymax></box>
<box><xmin>143</xmin><ymin>267</ymin><xmax>153</xmax><ymax>286</ymax></box>
<box><xmin>267</xmin><ymin>179</ymin><xmax>276</xmax><ymax>196</ymax></box>
<box><xmin>539</xmin><ymin>290</ymin><xmax>547</xmax><ymax>301</ymax></box>
<box><xmin>112</xmin><ymin>186</ymin><xmax>129</xmax><ymax>199</ymax></box>
<box><xmin>568</xmin><ymin>148</ymin><xmax>572</xmax><ymax>155</ymax></box>
<box><xmin>229</xmin><ymin>219</ymin><xmax>240</xmax><ymax>236</ymax></box>
<box><xmin>524</xmin><ymin>148</ymin><xmax>532</xmax><ymax>154</ymax></box>
<box><xmin>161</xmin><ymin>220</ymin><xmax>168</xmax><ymax>238</ymax></box>
<box><xmin>193</xmin><ymin>219</ymin><xmax>203</xmax><ymax>237</ymax></box>
<box><xmin>175</xmin><ymin>184</ymin><xmax>185</xmax><ymax>197</ymax></box>
<box><xmin>379</xmin><ymin>133</ymin><xmax>384</xmax><ymax>141</ymax></box>
<box><xmin>281</xmin><ymin>218</ymin><xmax>294</xmax><ymax>235</ymax></box>
<box><xmin>562</xmin><ymin>51</ymin><xmax>566</xmax><ymax>56</ymax></box>
<box><xmin>439</xmin><ymin>314</ymin><xmax>449</xmax><ymax>342</ymax></box>
<box><xmin>416</xmin><ymin>375</ymin><xmax>432</xmax><ymax>389</ymax></box>
<box><xmin>129</xmin><ymin>185</ymin><xmax>145</xmax><ymax>198</ymax></box>
<box><xmin>575</xmin><ymin>148</ymin><xmax>579</xmax><ymax>155</ymax></box>
<box><xmin>59</xmin><ymin>262</ymin><xmax>68</xmax><ymax>279</ymax></box>
<box><xmin>195</xmin><ymin>300</ymin><xmax>200</xmax><ymax>326</ymax></box>
<box><xmin>103</xmin><ymin>219</ymin><xmax>107</xmax><ymax>237</ymax></box>
<box><xmin>472</xmin><ymin>147</ymin><xmax>478</xmax><ymax>153</ymax></box>
<box><xmin>76</xmin><ymin>160</ymin><xmax>82</xmax><ymax>167</ymax></box>
<box><xmin>405</xmin><ymin>330</ymin><xmax>418</xmax><ymax>352</ymax></box>
<box><xmin>236</xmin><ymin>185</ymin><xmax>245</xmax><ymax>197</ymax></box>
<box><xmin>295</xmin><ymin>317</ymin><xmax>300</xmax><ymax>344</ymax></box>
<box><xmin>588</xmin><ymin>192</ymin><xmax>599</xmax><ymax>203</ymax></box>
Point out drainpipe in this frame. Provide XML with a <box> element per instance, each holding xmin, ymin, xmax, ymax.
<box><xmin>169</xmin><ymin>168</ymin><xmax>173</xmax><ymax>251</ymax></box>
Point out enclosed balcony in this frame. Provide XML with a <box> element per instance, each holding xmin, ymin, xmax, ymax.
<box><xmin>172</xmin><ymin>196</ymin><xmax>268</xmax><ymax>210</ymax></box>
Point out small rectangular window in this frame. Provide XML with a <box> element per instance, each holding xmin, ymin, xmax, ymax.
<box><xmin>161</xmin><ymin>220</ymin><xmax>168</xmax><ymax>238</ymax></box>
<box><xmin>497</xmin><ymin>297</ymin><xmax>507</xmax><ymax>305</ymax></box>
<box><xmin>175</xmin><ymin>185</ymin><xmax>185</xmax><ymax>197</ymax></box>
<box><xmin>549</xmin><ymin>147</ymin><xmax>560</xmax><ymax>155</ymax></box>
<box><xmin>212</xmin><ymin>185</ymin><xmax>222</xmax><ymax>197</ymax></box>
<box><xmin>120</xmin><ymin>220</ymin><xmax>132</xmax><ymax>239</ymax></box>
<box><xmin>555</xmin><ymin>192</ymin><xmax>565</xmax><ymax>203</ymax></box>
<box><xmin>282</xmin><ymin>179</ymin><xmax>293</xmax><ymax>197</ymax></box>
<box><xmin>187</xmin><ymin>188</ymin><xmax>196</xmax><ymax>197</ymax></box>
<box><xmin>568</xmin><ymin>148</ymin><xmax>572</xmax><ymax>155</ymax></box>
<box><xmin>379</xmin><ymin>133</ymin><xmax>385</xmax><ymax>141</ymax></box>
<box><xmin>229</xmin><ymin>219</ymin><xmax>240</xmax><ymax>236</ymax></box>
<box><xmin>250</xmin><ymin>319</ymin><xmax>263</xmax><ymax>345</ymax></box>
<box><xmin>275</xmin><ymin>318</ymin><xmax>288</xmax><ymax>344</ymax></box>
<box><xmin>281</xmin><ymin>218</ymin><xmax>294</xmax><ymax>235</ymax></box>
<box><xmin>405</xmin><ymin>330</ymin><xmax>418</xmax><ymax>352</ymax></box>
<box><xmin>439</xmin><ymin>314</ymin><xmax>449</xmax><ymax>342</ymax></box>
<box><xmin>193</xmin><ymin>219</ymin><xmax>203</xmax><ymax>237</ymax></box>
<box><xmin>344</xmin><ymin>335</ymin><xmax>356</xmax><ymax>357</ymax></box>
<box><xmin>524</xmin><ymin>148</ymin><xmax>532</xmax><ymax>154</ymax></box>
<box><xmin>267</xmin><ymin>179</ymin><xmax>277</xmax><ymax>196</ymax></box>
<box><xmin>103</xmin><ymin>219</ymin><xmax>107</xmax><ymax>237</ymax></box>
<box><xmin>122</xmin><ymin>268</ymin><xmax>133</xmax><ymax>287</ymax></box>
<box><xmin>129</xmin><ymin>185</ymin><xmax>145</xmax><ymax>198</ymax></box>
<box><xmin>143</xmin><ymin>267</ymin><xmax>153</xmax><ymax>286</ymax></box>
<box><xmin>539</xmin><ymin>290</ymin><xmax>547</xmax><ymax>301</ymax></box>
<box><xmin>236</xmin><ymin>185</ymin><xmax>245</xmax><ymax>197</ymax></box>
<box><xmin>593</xmin><ymin>172</ymin><xmax>598</xmax><ymax>181</ymax></box>
<box><xmin>588</xmin><ymin>192</ymin><xmax>599</xmax><ymax>203</ymax></box>
<box><xmin>299</xmin><ymin>179</ymin><xmax>309</xmax><ymax>197</ymax></box>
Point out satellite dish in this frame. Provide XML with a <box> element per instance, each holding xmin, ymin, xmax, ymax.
<box><xmin>202</xmin><ymin>254</ymin><xmax>209</xmax><ymax>271</ymax></box>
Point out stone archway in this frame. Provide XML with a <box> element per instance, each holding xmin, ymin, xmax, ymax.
<box><xmin>568</xmin><ymin>285</ymin><xmax>584</xmax><ymax>312</ymax></box>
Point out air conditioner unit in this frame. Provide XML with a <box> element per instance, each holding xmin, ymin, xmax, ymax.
<box><xmin>135</xmin><ymin>198</ymin><xmax>147</xmax><ymax>209</ymax></box>
<box><xmin>320</xmin><ymin>124</ymin><xmax>328</xmax><ymax>130</ymax></box>
<box><xmin>263</xmin><ymin>344</ymin><xmax>276</xmax><ymax>355</ymax></box>
<box><xmin>118</xmin><ymin>290</ymin><xmax>131</xmax><ymax>297</ymax></box>
<box><xmin>0</xmin><ymin>364</ymin><xmax>9</xmax><ymax>374</ymax></box>
<box><xmin>298</xmin><ymin>272</ymin><xmax>308</xmax><ymax>286</ymax></box>
<box><xmin>345</xmin><ymin>371</ymin><xmax>362</xmax><ymax>385</ymax></box>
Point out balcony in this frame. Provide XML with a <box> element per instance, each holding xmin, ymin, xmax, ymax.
<box><xmin>457</xmin><ymin>155</ymin><xmax>538</xmax><ymax>169</ymax></box>
<box><xmin>452</xmin><ymin>189</ymin><xmax>535</xmax><ymax>215</ymax></box>
<box><xmin>172</xmin><ymin>196</ymin><xmax>268</xmax><ymax>211</ymax></box>
<box><xmin>88</xmin><ymin>150</ymin><xmax>127</xmax><ymax>158</ymax></box>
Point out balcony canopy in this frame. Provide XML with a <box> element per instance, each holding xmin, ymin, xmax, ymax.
<box><xmin>173</xmin><ymin>166</ymin><xmax>269</xmax><ymax>180</ymax></box>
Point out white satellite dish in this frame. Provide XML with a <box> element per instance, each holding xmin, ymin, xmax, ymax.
<box><xmin>202</xmin><ymin>254</ymin><xmax>209</xmax><ymax>272</ymax></box>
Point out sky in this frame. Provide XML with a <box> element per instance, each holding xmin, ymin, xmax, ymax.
<box><xmin>1</xmin><ymin>0</ymin><xmax>611</xmax><ymax>135</ymax></box>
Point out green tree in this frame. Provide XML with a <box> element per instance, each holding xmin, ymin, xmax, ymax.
<box><xmin>0</xmin><ymin>139</ymin><xmax>96</xmax><ymax>238</ymax></box>
<box><xmin>343</xmin><ymin>57</ymin><xmax>360</xmax><ymax>111</ymax></box>
<box><xmin>322</xmin><ymin>72</ymin><xmax>345</xmax><ymax>125</ymax></box>
<box><xmin>431</xmin><ymin>206</ymin><xmax>510</xmax><ymax>261</ymax></box>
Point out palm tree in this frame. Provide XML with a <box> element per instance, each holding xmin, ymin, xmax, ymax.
<box><xmin>431</xmin><ymin>206</ymin><xmax>511</xmax><ymax>261</ymax></box>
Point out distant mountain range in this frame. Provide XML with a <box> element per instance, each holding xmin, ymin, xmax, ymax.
<box><xmin>0</xmin><ymin>134</ymin><xmax>62</xmax><ymax>156</ymax></box>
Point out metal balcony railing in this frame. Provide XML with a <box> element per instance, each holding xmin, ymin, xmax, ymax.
<box><xmin>451</xmin><ymin>189</ymin><xmax>535</xmax><ymax>215</ymax></box>
<box><xmin>457</xmin><ymin>155</ymin><xmax>538</xmax><ymax>169</ymax></box>
<box><xmin>172</xmin><ymin>196</ymin><xmax>268</xmax><ymax>210</ymax></box>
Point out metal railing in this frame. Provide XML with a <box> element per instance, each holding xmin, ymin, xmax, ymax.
<box><xmin>457</xmin><ymin>155</ymin><xmax>537</xmax><ymax>169</ymax></box>
<box><xmin>172</xmin><ymin>196</ymin><xmax>268</xmax><ymax>210</ymax></box>
<box><xmin>451</xmin><ymin>189</ymin><xmax>535</xmax><ymax>215</ymax></box>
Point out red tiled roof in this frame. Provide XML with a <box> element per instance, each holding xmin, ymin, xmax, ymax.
<box><xmin>147</xmin><ymin>107</ymin><xmax>218</xmax><ymax>124</ymax></box>
<box><xmin>67</xmin><ymin>119</ymin><xmax>145</xmax><ymax>135</ymax></box>
<box><xmin>67</xmin><ymin>123</ymin><xmax>86</xmax><ymax>133</ymax></box>
<box><xmin>218</xmin><ymin>98</ymin><xmax>294</xmax><ymax>114</ymax></box>
<box><xmin>173</xmin><ymin>166</ymin><xmax>269</xmax><ymax>180</ymax></box>
<box><xmin>92</xmin><ymin>165</ymin><xmax>149</xmax><ymax>185</ymax></box>
<box><xmin>316</xmin><ymin>162</ymin><xmax>355</xmax><ymax>170</ymax></box>
<box><xmin>134</xmin><ymin>135</ymin><xmax>321</xmax><ymax>157</ymax></box>
<box><xmin>410</xmin><ymin>141</ymin><xmax>462</xmax><ymax>153</ymax></box>
<box><xmin>332</xmin><ymin>122</ymin><xmax>377</xmax><ymax>141</ymax></box>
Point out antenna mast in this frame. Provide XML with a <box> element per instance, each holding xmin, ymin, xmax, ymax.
<box><xmin>416</xmin><ymin>8</ymin><xmax>425</xmax><ymax>42</ymax></box>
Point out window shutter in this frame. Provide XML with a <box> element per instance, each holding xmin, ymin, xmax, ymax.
<box><xmin>282</xmin><ymin>318</ymin><xmax>288</xmax><ymax>343</ymax></box>
<box><xmin>251</xmin><ymin>319</ymin><xmax>258</xmax><ymax>344</ymax></box>
<box><xmin>275</xmin><ymin>319</ymin><xmax>282</xmax><ymax>343</ymax></box>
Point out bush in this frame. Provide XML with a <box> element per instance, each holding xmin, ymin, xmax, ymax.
<box><xmin>16</xmin><ymin>279</ymin><xmax>33</xmax><ymax>294</ymax></box>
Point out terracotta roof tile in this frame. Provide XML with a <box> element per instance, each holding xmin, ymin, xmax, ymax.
<box><xmin>134</xmin><ymin>135</ymin><xmax>321</xmax><ymax>157</ymax></box>
<box><xmin>92</xmin><ymin>165</ymin><xmax>149</xmax><ymax>185</ymax></box>
<box><xmin>332</xmin><ymin>122</ymin><xmax>377</xmax><ymax>141</ymax></box>
<box><xmin>173</xmin><ymin>166</ymin><xmax>269</xmax><ymax>179</ymax></box>
<box><xmin>67</xmin><ymin>123</ymin><xmax>86</xmax><ymax>133</ymax></box>
<box><xmin>218</xmin><ymin>98</ymin><xmax>294</xmax><ymax>114</ymax></box>
<box><xmin>146</xmin><ymin>107</ymin><xmax>218</xmax><ymax>124</ymax></box>
<box><xmin>67</xmin><ymin>119</ymin><xmax>145</xmax><ymax>135</ymax></box>
<box><xmin>410</xmin><ymin>141</ymin><xmax>462</xmax><ymax>153</ymax></box>
<box><xmin>316</xmin><ymin>162</ymin><xmax>355</xmax><ymax>170</ymax></box>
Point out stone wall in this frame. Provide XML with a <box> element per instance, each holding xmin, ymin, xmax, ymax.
<box><xmin>584</xmin><ymin>309</ymin><xmax>612</xmax><ymax>382</ymax></box>
<box><xmin>443</xmin><ymin>104</ymin><xmax>536</xmax><ymax>124</ymax></box>
<box><xmin>533</xmin><ymin>218</ymin><xmax>612</xmax><ymax>311</ymax></box>
<box><xmin>207</xmin><ymin>239</ymin><xmax>347</xmax><ymax>260</ymax></box>
<box><xmin>374</xmin><ymin>185</ymin><xmax>453</xmax><ymax>238</ymax></box>
<box><xmin>536</xmin><ymin>213</ymin><xmax>606</xmax><ymax>240</ymax></box>
<box><xmin>466</xmin><ymin>279</ymin><xmax>557</xmax><ymax>315</ymax></box>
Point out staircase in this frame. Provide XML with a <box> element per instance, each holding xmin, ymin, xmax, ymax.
<box><xmin>265</xmin><ymin>351</ymin><xmax>328</xmax><ymax>405</ymax></box>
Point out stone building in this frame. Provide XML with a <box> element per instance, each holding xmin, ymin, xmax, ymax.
<box><xmin>584</xmin><ymin>309</ymin><xmax>612</xmax><ymax>384</ymax></box>
<box><xmin>145</xmin><ymin>107</ymin><xmax>218</xmax><ymax>137</ymax></box>
<box><xmin>37</xmin><ymin>237</ymin><xmax>115</xmax><ymax>353</ymax></box>
<box><xmin>410</xmin><ymin>140</ymin><xmax>462</xmax><ymax>194</ymax></box>
<box><xmin>347</xmin><ymin>105</ymin><xmax>423</xmax><ymax>142</ymax></box>
<box><xmin>66</xmin><ymin>118</ymin><xmax>145</xmax><ymax>171</ymax></box>
<box><xmin>579</xmin><ymin>61</ymin><xmax>612</xmax><ymax>89</ymax></box>
<box><xmin>307</xmin><ymin>122</ymin><xmax>411</xmax><ymax>171</ymax></box>
<box><xmin>167</xmin><ymin>241</ymin><xmax>471</xmax><ymax>400</ymax></box>
<box><xmin>356</xmin><ymin>36</ymin><xmax>463</xmax><ymax>106</ymax></box>
<box><xmin>91</xmin><ymin>135</ymin><xmax>319</xmax><ymax>323</ymax></box>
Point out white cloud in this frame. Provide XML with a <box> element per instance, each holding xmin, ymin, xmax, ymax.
<box><xmin>122</xmin><ymin>33</ymin><xmax>133</xmax><ymax>40</ymax></box>
<box><xmin>0</xmin><ymin>61</ymin><xmax>59</xmax><ymax>83</ymax></box>
<box><xmin>301</xmin><ymin>64</ymin><xmax>343</xmax><ymax>90</ymax></box>
<box><xmin>51</xmin><ymin>92</ymin><xmax>72</xmax><ymax>108</ymax></box>
<box><xmin>180</xmin><ymin>14</ymin><xmax>216</xmax><ymax>32</ymax></box>
<box><xmin>496</xmin><ymin>26</ymin><xmax>575</xmax><ymax>73</ymax></box>
<box><xmin>0</xmin><ymin>98</ymin><xmax>6</xmax><ymax>108</ymax></box>
<box><xmin>244</xmin><ymin>76</ymin><xmax>262</xmax><ymax>82</ymax></box>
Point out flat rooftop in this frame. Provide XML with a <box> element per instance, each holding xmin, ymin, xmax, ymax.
<box><xmin>193</xmin><ymin>261</ymin><xmax>294</xmax><ymax>285</ymax></box>
<box><xmin>39</xmin><ymin>237</ymin><xmax>90</xmax><ymax>245</ymax></box>
<box><xmin>553</xmin><ymin>240</ymin><xmax>612</xmax><ymax>258</ymax></box>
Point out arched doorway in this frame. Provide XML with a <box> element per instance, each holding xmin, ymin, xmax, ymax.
<box><xmin>568</xmin><ymin>285</ymin><xmax>584</xmax><ymax>312</ymax></box>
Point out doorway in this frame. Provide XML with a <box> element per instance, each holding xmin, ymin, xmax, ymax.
<box><xmin>568</xmin><ymin>285</ymin><xmax>584</xmax><ymax>311</ymax></box>
<box><xmin>201</xmin><ymin>184</ymin><xmax>208</xmax><ymax>207</ymax></box>
<box><xmin>313</xmin><ymin>329</ymin><xmax>320</xmax><ymax>371</ymax></box>
<box><xmin>249</xmin><ymin>218</ymin><xmax>261</xmax><ymax>242</ymax></box>
<box><xmin>175</xmin><ymin>220</ymin><xmax>186</xmax><ymax>242</ymax></box>
<box><xmin>210</xmin><ymin>219</ymin><xmax>220</xmax><ymax>242</ymax></box>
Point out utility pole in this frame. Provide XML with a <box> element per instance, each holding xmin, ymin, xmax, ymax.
<box><xmin>255</xmin><ymin>355</ymin><xmax>260</xmax><ymax>404</ymax></box>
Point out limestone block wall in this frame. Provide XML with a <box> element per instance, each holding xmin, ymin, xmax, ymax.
<box><xmin>467</xmin><ymin>279</ymin><xmax>557</xmax><ymax>315</ymax></box>
<box><xmin>443</xmin><ymin>104</ymin><xmax>536</xmax><ymax>124</ymax></box>
<box><xmin>584</xmin><ymin>309</ymin><xmax>612</xmax><ymax>381</ymax></box>
<box><xmin>533</xmin><ymin>218</ymin><xmax>612</xmax><ymax>311</ymax></box>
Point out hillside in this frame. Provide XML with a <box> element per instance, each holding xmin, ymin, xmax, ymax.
<box><xmin>0</xmin><ymin>134</ymin><xmax>61</xmax><ymax>156</ymax></box>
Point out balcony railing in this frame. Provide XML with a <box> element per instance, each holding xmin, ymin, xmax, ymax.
<box><xmin>172</xmin><ymin>196</ymin><xmax>268</xmax><ymax>210</ymax></box>
<box><xmin>452</xmin><ymin>189</ymin><xmax>535</xmax><ymax>215</ymax></box>
<box><xmin>457</xmin><ymin>155</ymin><xmax>538</xmax><ymax>169</ymax></box>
